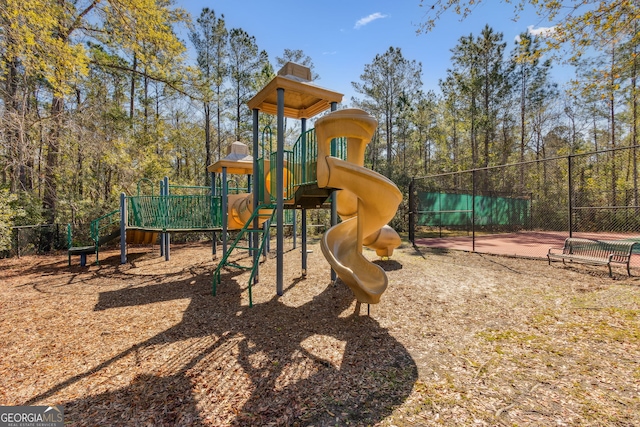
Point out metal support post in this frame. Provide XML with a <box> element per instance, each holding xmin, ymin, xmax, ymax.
<box><xmin>408</xmin><ymin>178</ymin><xmax>415</xmax><ymax>244</ymax></box>
<box><xmin>164</xmin><ymin>176</ymin><xmax>170</xmax><ymax>261</ymax></box>
<box><xmin>160</xmin><ymin>179</ymin><xmax>165</xmax><ymax>257</ymax></box>
<box><xmin>252</xmin><ymin>109</ymin><xmax>260</xmax><ymax>283</ymax></box>
<box><xmin>568</xmin><ymin>155</ymin><xmax>573</xmax><ymax>237</ymax></box>
<box><xmin>301</xmin><ymin>117</ymin><xmax>307</xmax><ymax>276</ymax></box>
<box><xmin>472</xmin><ymin>170</ymin><xmax>476</xmax><ymax>253</ymax></box>
<box><xmin>222</xmin><ymin>167</ymin><xmax>228</xmax><ymax>255</ymax></box>
<box><xmin>120</xmin><ymin>192</ymin><xmax>127</xmax><ymax>264</ymax></box>
<box><xmin>211</xmin><ymin>172</ymin><xmax>217</xmax><ymax>258</ymax></box>
<box><xmin>276</xmin><ymin>88</ymin><xmax>285</xmax><ymax>296</ymax></box>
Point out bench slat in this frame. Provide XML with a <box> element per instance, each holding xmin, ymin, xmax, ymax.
<box><xmin>548</xmin><ymin>237</ymin><xmax>635</xmax><ymax>277</ymax></box>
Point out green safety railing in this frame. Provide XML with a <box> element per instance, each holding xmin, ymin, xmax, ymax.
<box><xmin>254</xmin><ymin>127</ymin><xmax>347</xmax><ymax>204</ymax></box>
<box><xmin>289</xmin><ymin>128</ymin><xmax>346</xmax><ymax>189</ymax></box>
<box><xmin>292</xmin><ymin>128</ymin><xmax>318</xmax><ymax>187</ymax></box>
<box><xmin>90</xmin><ymin>209</ymin><xmax>120</xmax><ymax>244</ymax></box>
<box><xmin>212</xmin><ymin>203</ymin><xmax>276</xmax><ymax>307</ymax></box>
<box><xmin>127</xmin><ymin>195</ymin><xmax>221</xmax><ymax>230</ymax></box>
<box><xmin>269</xmin><ymin>150</ymin><xmax>295</xmax><ymax>200</ymax></box>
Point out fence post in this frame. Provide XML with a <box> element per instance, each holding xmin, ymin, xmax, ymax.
<box><xmin>472</xmin><ymin>170</ymin><xmax>476</xmax><ymax>252</ymax></box>
<box><xmin>164</xmin><ymin>176</ymin><xmax>170</xmax><ymax>261</ymax></box>
<box><xmin>120</xmin><ymin>192</ymin><xmax>127</xmax><ymax>264</ymax></box>
<box><xmin>568</xmin><ymin>155</ymin><xmax>573</xmax><ymax>238</ymax></box>
<box><xmin>408</xmin><ymin>178</ymin><xmax>415</xmax><ymax>244</ymax></box>
<box><xmin>15</xmin><ymin>228</ymin><xmax>20</xmax><ymax>258</ymax></box>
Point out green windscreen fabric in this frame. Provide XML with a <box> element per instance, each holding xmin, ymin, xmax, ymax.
<box><xmin>417</xmin><ymin>192</ymin><xmax>530</xmax><ymax>227</ymax></box>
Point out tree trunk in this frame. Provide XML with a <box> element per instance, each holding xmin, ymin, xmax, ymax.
<box><xmin>130</xmin><ymin>54</ymin><xmax>137</xmax><ymax>121</ymax></box>
<box><xmin>3</xmin><ymin>55</ymin><xmax>26</xmax><ymax>192</ymax></box>
<box><xmin>204</xmin><ymin>101</ymin><xmax>211</xmax><ymax>184</ymax></box>
<box><xmin>520</xmin><ymin>66</ymin><xmax>526</xmax><ymax>189</ymax></box>
<box><xmin>216</xmin><ymin>84</ymin><xmax>222</xmax><ymax>161</ymax></box>
<box><xmin>43</xmin><ymin>96</ymin><xmax>64</xmax><ymax>223</ymax></box>
<box><xmin>632</xmin><ymin>33</ymin><xmax>638</xmax><ymax>211</ymax></box>
<box><xmin>609</xmin><ymin>46</ymin><xmax>617</xmax><ymax>205</ymax></box>
<box><xmin>386</xmin><ymin>113</ymin><xmax>393</xmax><ymax>178</ymax></box>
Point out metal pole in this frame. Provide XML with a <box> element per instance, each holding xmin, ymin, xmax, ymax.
<box><xmin>408</xmin><ymin>178</ymin><xmax>415</xmax><ymax>244</ymax></box>
<box><xmin>120</xmin><ymin>192</ymin><xmax>127</xmax><ymax>264</ymax></box>
<box><xmin>276</xmin><ymin>88</ymin><xmax>285</xmax><ymax>296</ymax></box>
<box><xmin>211</xmin><ymin>172</ymin><xmax>217</xmax><ymax>258</ymax></box>
<box><xmin>472</xmin><ymin>170</ymin><xmax>476</xmax><ymax>252</ymax></box>
<box><xmin>160</xmin><ymin>179</ymin><xmax>165</xmax><ymax>257</ymax></box>
<box><xmin>15</xmin><ymin>228</ymin><xmax>20</xmax><ymax>259</ymax></box>
<box><xmin>222</xmin><ymin>167</ymin><xmax>228</xmax><ymax>255</ymax></box>
<box><xmin>301</xmin><ymin>118</ymin><xmax>307</xmax><ymax>276</ymax></box>
<box><xmin>329</xmin><ymin>102</ymin><xmax>338</xmax><ymax>283</ymax></box>
<box><xmin>164</xmin><ymin>176</ymin><xmax>170</xmax><ymax>261</ymax></box>
<box><xmin>252</xmin><ymin>108</ymin><xmax>260</xmax><ymax>283</ymax></box>
<box><xmin>568</xmin><ymin>155</ymin><xmax>573</xmax><ymax>238</ymax></box>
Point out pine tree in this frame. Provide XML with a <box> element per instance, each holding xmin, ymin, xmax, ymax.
<box><xmin>352</xmin><ymin>47</ymin><xmax>422</xmax><ymax>178</ymax></box>
<box><xmin>190</xmin><ymin>8</ymin><xmax>228</xmax><ymax>174</ymax></box>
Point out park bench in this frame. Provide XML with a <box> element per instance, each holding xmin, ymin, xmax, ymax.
<box><xmin>547</xmin><ymin>237</ymin><xmax>636</xmax><ymax>277</ymax></box>
<box><xmin>67</xmin><ymin>224</ymin><xmax>120</xmax><ymax>267</ymax></box>
<box><xmin>68</xmin><ymin>244</ymin><xmax>96</xmax><ymax>267</ymax></box>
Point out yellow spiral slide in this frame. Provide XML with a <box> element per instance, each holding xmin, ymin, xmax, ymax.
<box><xmin>315</xmin><ymin>109</ymin><xmax>402</xmax><ymax>304</ymax></box>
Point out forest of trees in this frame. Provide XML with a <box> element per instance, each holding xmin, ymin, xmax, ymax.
<box><xmin>1</xmin><ymin>1</ymin><xmax>638</xmax><ymax>250</ymax></box>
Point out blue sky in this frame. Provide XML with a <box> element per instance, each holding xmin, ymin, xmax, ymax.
<box><xmin>182</xmin><ymin>1</ymin><xmax>563</xmax><ymax>104</ymax></box>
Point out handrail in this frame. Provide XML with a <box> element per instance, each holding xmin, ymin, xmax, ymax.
<box><xmin>290</xmin><ymin>128</ymin><xmax>347</xmax><ymax>188</ymax></box>
<box><xmin>261</xmin><ymin>125</ymin><xmax>272</xmax><ymax>160</ymax></box>
<box><xmin>90</xmin><ymin>209</ymin><xmax>120</xmax><ymax>243</ymax></box>
<box><xmin>126</xmin><ymin>194</ymin><xmax>222</xmax><ymax>230</ymax></box>
<box><xmin>137</xmin><ymin>178</ymin><xmax>155</xmax><ymax>196</ymax></box>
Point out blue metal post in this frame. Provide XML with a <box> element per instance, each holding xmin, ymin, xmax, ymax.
<box><xmin>211</xmin><ymin>172</ymin><xmax>217</xmax><ymax>258</ymax></box>
<box><xmin>301</xmin><ymin>118</ymin><xmax>307</xmax><ymax>276</ymax></box>
<box><xmin>276</xmin><ymin>87</ymin><xmax>285</xmax><ymax>296</ymax></box>
<box><xmin>164</xmin><ymin>176</ymin><xmax>170</xmax><ymax>261</ymax></box>
<box><xmin>120</xmin><ymin>192</ymin><xmax>127</xmax><ymax>264</ymax></box>
<box><xmin>222</xmin><ymin>167</ymin><xmax>228</xmax><ymax>255</ymax></box>
<box><xmin>160</xmin><ymin>179</ymin><xmax>165</xmax><ymax>257</ymax></box>
<box><xmin>252</xmin><ymin>109</ymin><xmax>260</xmax><ymax>282</ymax></box>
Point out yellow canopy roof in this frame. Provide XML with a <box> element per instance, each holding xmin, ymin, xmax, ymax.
<box><xmin>247</xmin><ymin>75</ymin><xmax>343</xmax><ymax>119</ymax></box>
<box><xmin>207</xmin><ymin>141</ymin><xmax>254</xmax><ymax>174</ymax></box>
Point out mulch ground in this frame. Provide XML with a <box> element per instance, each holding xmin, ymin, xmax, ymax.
<box><xmin>1</xmin><ymin>239</ymin><xmax>639</xmax><ymax>426</ymax></box>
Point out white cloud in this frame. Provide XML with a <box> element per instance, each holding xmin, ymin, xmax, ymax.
<box><xmin>354</xmin><ymin>12</ymin><xmax>388</xmax><ymax>29</ymax></box>
<box><xmin>527</xmin><ymin>24</ymin><xmax>555</xmax><ymax>37</ymax></box>
<box><xmin>515</xmin><ymin>25</ymin><xmax>556</xmax><ymax>42</ymax></box>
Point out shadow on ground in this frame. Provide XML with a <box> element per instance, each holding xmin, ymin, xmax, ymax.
<box><xmin>25</xmin><ymin>264</ymin><xmax>417</xmax><ymax>426</ymax></box>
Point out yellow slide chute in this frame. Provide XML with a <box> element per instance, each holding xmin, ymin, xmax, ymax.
<box><xmin>315</xmin><ymin>109</ymin><xmax>402</xmax><ymax>304</ymax></box>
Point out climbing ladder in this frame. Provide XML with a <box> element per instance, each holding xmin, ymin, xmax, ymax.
<box><xmin>212</xmin><ymin>203</ymin><xmax>276</xmax><ymax>307</ymax></box>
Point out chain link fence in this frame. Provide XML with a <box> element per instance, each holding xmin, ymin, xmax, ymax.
<box><xmin>409</xmin><ymin>145</ymin><xmax>640</xmax><ymax>271</ymax></box>
<box><xmin>1</xmin><ymin>224</ymin><xmax>67</xmax><ymax>258</ymax></box>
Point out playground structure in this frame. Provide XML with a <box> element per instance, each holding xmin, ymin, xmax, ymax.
<box><xmin>67</xmin><ymin>177</ymin><xmax>219</xmax><ymax>266</ymax></box>
<box><xmin>68</xmin><ymin>62</ymin><xmax>403</xmax><ymax>305</ymax></box>
<box><xmin>213</xmin><ymin>62</ymin><xmax>402</xmax><ymax>305</ymax></box>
